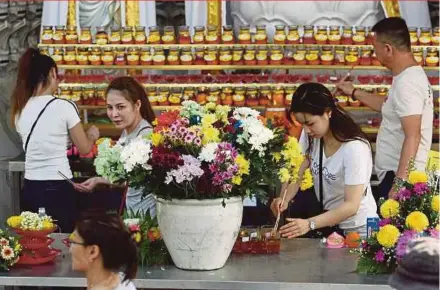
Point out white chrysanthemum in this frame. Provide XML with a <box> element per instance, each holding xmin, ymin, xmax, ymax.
<box><xmin>120</xmin><ymin>136</ymin><xmax>153</xmax><ymax>173</ymax></box>
<box><xmin>232</xmin><ymin>107</ymin><xmax>261</xmax><ymax>121</ymax></box>
<box><xmin>236</xmin><ymin>118</ymin><xmax>274</xmax><ymax>154</ymax></box>
<box><xmin>94</xmin><ymin>140</ymin><xmax>126</xmax><ymax>183</ymax></box>
<box><xmin>198</xmin><ymin>143</ymin><xmax>219</xmax><ymax>162</ymax></box>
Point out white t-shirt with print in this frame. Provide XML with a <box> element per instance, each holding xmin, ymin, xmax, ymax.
<box><xmin>300</xmin><ymin>132</ymin><xmax>378</xmax><ymax>230</ymax></box>
<box><xmin>15</xmin><ymin>95</ymin><xmax>81</xmax><ymax>180</ymax></box>
<box><xmin>375</xmin><ymin>66</ymin><xmax>433</xmax><ymax>182</ymax></box>
<box><xmin>114</xmin><ymin>279</ymin><xmax>136</xmax><ymax>290</ymax></box>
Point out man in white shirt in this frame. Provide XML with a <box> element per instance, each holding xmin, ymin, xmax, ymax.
<box><xmin>337</xmin><ymin>17</ymin><xmax>433</xmax><ymax>199</ymax></box>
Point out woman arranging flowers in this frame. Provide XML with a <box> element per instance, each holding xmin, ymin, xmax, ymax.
<box><xmin>75</xmin><ymin>77</ymin><xmax>156</xmax><ymax>216</ymax></box>
<box><xmin>271</xmin><ymin>83</ymin><xmax>378</xmax><ymax>239</ymax></box>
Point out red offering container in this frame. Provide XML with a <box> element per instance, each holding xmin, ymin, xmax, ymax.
<box><xmin>14</xmin><ymin>227</ymin><xmax>61</xmax><ymax>265</ymax></box>
<box><xmin>256</xmin><ymin>74</ymin><xmax>270</xmax><ymax>83</ymax></box>
<box><xmin>372</xmin><ymin>75</ymin><xmax>384</xmax><ymax>84</ymax></box>
<box><xmin>316</xmin><ymin>74</ymin><xmax>329</xmax><ymax>83</ymax></box>
<box><xmin>261</xmin><ymin>226</ymin><xmax>281</xmax><ymax>254</ymax></box>
<box><xmin>428</xmin><ymin>76</ymin><xmax>439</xmax><ymax>85</ymax></box>
<box><xmin>384</xmin><ymin>75</ymin><xmax>393</xmax><ymax>85</ymax></box>
<box><xmin>215</xmin><ymin>74</ymin><xmax>230</xmax><ymax>83</ymax></box>
<box><xmin>299</xmin><ymin>74</ymin><xmax>313</xmax><ymax>83</ymax></box>
<box><xmin>272</xmin><ymin>74</ymin><xmax>287</xmax><ymax>83</ymax></box>
<box><xmin>287</xmin><ymin>74</ymin><xmax>299</xmax><ymax>83</ymax></box>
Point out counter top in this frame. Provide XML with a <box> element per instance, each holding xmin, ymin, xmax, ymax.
<box><xmin>0</xmin><ymin>234</ymin><xmax>392</xmax><ymax>289</ymax></box>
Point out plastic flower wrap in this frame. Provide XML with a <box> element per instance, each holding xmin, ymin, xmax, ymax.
<box><xmin>122</xmin><ymin>211</ymin><xmax>169</xmax><ymax>266</ymax></box>
<box><xmin>357</xmin><ymin>168</ymin><xmax>439</xmax><ymax>274</ymax></box>
<box><xmin>0</xmin><ymin>229</ymin><xmax>21</xmax><ymax>271</ymax></box>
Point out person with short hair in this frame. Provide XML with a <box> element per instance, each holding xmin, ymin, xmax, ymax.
<box><xmin>337</xmin><ymin>17</ymin><xmax>434</xmax><ymax>199</ymax></box>
<box><xmin>69</xmin><ymin>211</ymin><xmax>138</xmax><ymax>290</ymax></box>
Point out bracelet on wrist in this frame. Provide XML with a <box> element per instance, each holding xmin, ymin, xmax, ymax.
<box><xmin>351</xmin><ymin>88</ymin><xmax>358</xmax><ymax>101</ymax></box>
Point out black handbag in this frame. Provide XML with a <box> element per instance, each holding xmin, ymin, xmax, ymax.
<box><xmin>287</xmin><ymin>139</ymin><xmax>344</xmax><ymax>239</ymax></box>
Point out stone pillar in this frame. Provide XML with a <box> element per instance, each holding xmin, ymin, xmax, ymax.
<box><xmin>0</xmin><ymin>0</ymin><xmax>43</xmax><ymax>224</ymax></box>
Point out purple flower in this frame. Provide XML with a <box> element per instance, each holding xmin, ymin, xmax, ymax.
<box><xmin>397</xmin><ymin>189</ymin><xmax>412</xmax><ymax>201</ymax></box>
<box><xmin>429</xmin><ymin>229</ymin><xmax>439</xmax><ymax>239</ymax></box>
<box><xmin>375</xmin><ymin>249</ymin><xmax>385</xmax><ymax>262</ymax></box>
<box><xmin>396</xmin><ymin>230</ymin><xmax>418</xmax><ymax>260</ymax></box>
<box><xmin>379</xmin><ymin>218</ymin><xmax>391</xmax><ymax>227</ymax></box>
<box><xmin>194</xmin><ymin>137</ymin><xmax>202</xmax><ymax>146</ymax></box>
<box><xmin>413</xmin><ymin>183</ymin><xmax>428</xmax><ymax>196</ymax></box>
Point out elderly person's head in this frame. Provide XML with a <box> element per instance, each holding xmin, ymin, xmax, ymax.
<box><xmin>389</xmin><ymin>237</ymin><xmax>439</xmax><ymax>290</ymax></box>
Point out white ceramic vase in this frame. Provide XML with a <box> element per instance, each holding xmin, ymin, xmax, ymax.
<box><xmin>155</xmin><ymin>196</ymin><xmax>243</xmax><ymax>270</ymax></box>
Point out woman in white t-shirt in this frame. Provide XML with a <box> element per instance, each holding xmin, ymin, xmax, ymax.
<box><xmin>69</xmin><ymin>211</ymin><xmax>137</xmax><ymax>290</ymax></box>
<box><xmin>75</xmin><ymin>77</ymin><xmax>156</xmax><ymax>216</ymax></box>
<box><xmin>11</xmin><ymin>48</ymin><xmax>99</xmax><ymax>233</ymax></box>
<box><xmin>270</xmin><ymin>83</ymin><xmax>378</xmax><ymax>238</ymax></box>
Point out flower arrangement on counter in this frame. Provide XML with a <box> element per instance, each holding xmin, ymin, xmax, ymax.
<box><xmin>94</xmin><ymin>101</ymin><xmax>313</xmax><ymax>204</ymax></box>
<box><xmin>7</xmin><ymin>211</ymin><xmax>56</xmax><ymax>233</ymax></box>
<box><xmin>0</xmin><ymin>229</ymin><xmax>21</xmax><ymax>271</ymax></box>
<box><xmin>356</xmin><ymin>169</ymin><xmax>439</xmax><ymax>274</ymax></box>
<box><xmin>122</xmin><ymin>211</ymin><xmax>169</xmax><ymax>266</ymax></box>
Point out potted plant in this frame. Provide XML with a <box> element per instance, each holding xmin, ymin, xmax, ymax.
<box><xmin>94</xmin><ymin>102</ymin><xmax>311</xmax><ymax>270</ymax></box>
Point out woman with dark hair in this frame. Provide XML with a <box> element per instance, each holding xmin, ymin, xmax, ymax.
<box><xmin>75</xmin><ymin>76</ymin><xmax>156</xmax><ymax>216</ymax></box>
<box><xmin>12</xmin><ymin>48</ymin><xmax>99</xmax><ymax>233</ymax></box>
<box><xmin>270</xmin><ymin>82</ymin><xmax>378</xmax><ymax>238</ymax></box>
<box><xmin>69</xmin><ymin>211</ymin><xmax>138</xmax><ymax>290</ymax></box>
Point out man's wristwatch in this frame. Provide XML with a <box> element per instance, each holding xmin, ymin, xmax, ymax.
<box><xmin>308</xmin><ymin>219</ymin><xmax>316</xmax><ymax>231</ymax></box>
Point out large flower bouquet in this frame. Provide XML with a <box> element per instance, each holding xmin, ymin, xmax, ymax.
<box><xmin>357</xmin><ymin>169</ymin><xmax>439</xmax><ymax>274</ymax></box>
<box><xmin>94</xmin><ymin>101</ymin><xmax>312</xmax><ymax>203</ymax></box>
<box><xmin>123</xmin><ymin>210</ymin><xmax>170</xmax><ymax>266</ymax></box>
<box><xmin>0</xmin><ymin>229</ymin><xmax>21</xmax><ymax>271</ymax></box>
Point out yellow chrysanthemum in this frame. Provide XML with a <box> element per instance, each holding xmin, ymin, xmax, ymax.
<box><xmin>205</xmin><ymin>102</ymin><xmax>216</xmax><ymax>111</ymax></box>
<box><xmin>232</xmin><ymin>176</ymin><xmax>242</xmax><ymax>185</ymax></box>
<box><xmin>278</xmin><ymin>168</ymin><xmax>291</xmax><ymax>183</ymax></box>
<box><xmin>6</xmin><ymin>216</ymin><xmax>22</xmax><ymax>228</ymax></box>
<box><xmin>380</xmin><ymin>199</ymin><xmax>400</xmax><ymax>219</ymax></box>
<box><xmin>152</xmin><ymin>119</ymin><xmax>158</xmax><ymax>126</ymax></box>
<box><xmin>406</xmin><ymin>211</ymin><xmax>430</xmax><ymax>232</ymax></box>
<box><xmin>300</xmin><ymin>169</ymin><xmax>314</xmax><ymax>191</ymax></box>
<box><xmin>408</xmin><ymin>171</ymin><xmax>428</xmax><ymax>185</ymax></box>
<box><xmin>432</xmin><ymin>195</ymin><xmax>439</xmax><ymax>213</ymax></box>
<box><xmin>201</xmin><ymin>114</ymin><xmax>217</xmax><ymax>127</ymax></box>
<box><xmin>436</xmin><ymin>224</ymin><xmax>439</xmax><ymax>231</ymax></box>
<box><xmin>272</xmin><ymin>152</ymin><xmax>281</xmax><ymax>162</ymax></box>
<box><xmin>235</xmin><ymin>155</ymin><xmax>250</xmax><ymax>175</ymax></box>
<box><xmin>14</xmin><ymin>244</ymin><xmax>22</xmax><ymax>252</ymax></box>
<box><xmin>150</xmin><ymin>132</ymin><xmax>163</xmax><ymax>147</ymax></box>
<box><xmin>42</xmin><ymin>220</ymin><xmax>54</xmax><ymax>230</ymax></box>
<box><xmin>377</xmin><ymin>225</ymin><xmax>400</xmax><ymax>248</ymax></box>
<box><xmin>215</xmin><ymin>105</ymin><xmax>230</xmax><ymax>122</ymax></box>
<box><xmin>201</xmin><ymin>126</ymin><xmax>220</xmax><ymax>145</ymax></box>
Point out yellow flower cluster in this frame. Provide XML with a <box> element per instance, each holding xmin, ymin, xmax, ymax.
<box><xmin>377</xmin><ymin>225</ymin><xmax>400</xmax><ymax>248</ymax></box>
<box><xmin>151</xmin><ymin>133</ymin><xmax>163</xmax><ymax>147</ymax></box>
<box><xmin>406</xmin><ymin>211</ymin><xmax>429</xmax><ymax>232</ymax></box>
<box><xmin>6</xmin><ymin>216</ymin><xmax>22</xmax><ymax>228</ymax></box>
<box><xmin>300</xmin><ymin>169</ymin><xmax>314</xmax><ymax>191</ymax></box>
<box><xmin>380</xmin><ymin>199</ymin><xmax>400</xmax><ymax>218</ymax></box>
<box><xmin>432</xmin><ymin>195</ymin><xmax>439</xmax><ymax>212</ymax></box>
<box><xmin>278</xmin><ymin>137</ymin><xmax>305</xmax><ymax>184</ymax></box>
<box><xmin>233</xmin><ymin>155</ymin><xmax>250</xmax><ymax>185</ymax></box>
<box><xmin>408</xmin><ymin>171</ymin><xmax>428</xmax><ymax>185</ymax></box>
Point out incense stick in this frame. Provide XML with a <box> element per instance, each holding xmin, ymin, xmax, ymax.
<box><xmin>331</xmin><ymin>64</ymin><xmax>356</xmax><ymax>96</ymax></box>
<box><xmin>272</xmin><ymin>187</ymin><xmax>288</xmax><ymax>234</ymax></box>
<box><xmin>57</xmin><ymin>171</ymin><xmax>76</xmax><ymax>186</ymax></box>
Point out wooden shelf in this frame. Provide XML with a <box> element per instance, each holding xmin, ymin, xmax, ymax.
<box><xmin>39</xmin><ymin>43</ymin><xmax>439</xmax><ymax>50</ymax></box>
<box><xmin>59</xmin><ymin>82</ymin><xmax>440</xmax><ymax>91</ymax></box>
<box><xmin>58</xmin><ymin>64</ymin><xmax>440</xmax><ymax>71</ymax></box>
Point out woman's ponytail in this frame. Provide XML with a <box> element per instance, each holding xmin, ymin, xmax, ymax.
<box><xmin>122</xmin><ymin>232</ymin><xmax>138</xmax><ymax>281</ymax></box>
<box><xmin>11</xmin><ymin>48</ymin><xmax>57</xmax><ymax>123</ymax></box>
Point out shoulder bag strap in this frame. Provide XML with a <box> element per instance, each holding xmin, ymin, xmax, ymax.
<box><xmin>24</xmin><ymin>97</ymin><xmax>57</xmax><ymax>153</ymax></box>
<box><xmin>135</xmin><ymin>125</ymin><xmax>152</xmax><ymax>137</ymax></box>
<box><xmin>319</xmin><ymin>138</ymin><xmax>324</xmax><ymax>212</ymax></box>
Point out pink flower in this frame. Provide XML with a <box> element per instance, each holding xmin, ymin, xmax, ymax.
<box><xmin>430</xmin><ymin>228</ymin><xmax>439</xmax><ymax>239</ymax></box>
<box><xmin>396</xmin><ymin>230</ymin><xmax>418</xmax><ymax>260</ymax></box>
<box><xmin>129</xmin><ymin>224</ymin><xmax>140</xmax><ymax>232</ymax></box>
<box><xmin>375</xmin><ymin>249</ymin><xmax>385</xmax><ymax>262</ymax></box>
<box><xmin>379</xmin><ymin>218</ymin><xmax>391</xmax><ymax>227</ymax></box>
<box><xmin>397</xmin><ymin>189</ymin><xmax>412</xmax><ymax>201</ymax></box>
<box><xmin>413</xmin><ymin>183</ymin><xmax>428</xmax><ymax>196</ymax></box>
